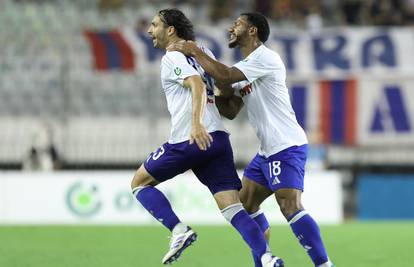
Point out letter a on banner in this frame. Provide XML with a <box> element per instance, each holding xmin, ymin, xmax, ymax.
<box><xmin>371</xmin><ymin>86</ymin><xmax>411</xmax><ymax>132</ymax></box>
<box><xmin>362</xmin><ymin>34</ymin><xmax>396</xmax><ymax>68</ymax></box>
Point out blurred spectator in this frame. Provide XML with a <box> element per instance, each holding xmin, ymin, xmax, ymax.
<box><xmin>366</xmin><ymin>0</ymin><xmax>403</xmax><ymax>26</ymax></box>
<box><xmin>341</xmin><ymin>0</ymin><xmax>363</xmax><ymax>25</ymax></box>
<box><xmin>99</xmin><ymin>0</ymin><xmax>125</xmax><ymax>10</ymax></box>
<box><xmin>401</xmin><ymin>0</ymin><xmax>414</xmax><ymax>25</ymax></box>
<box><xmin>10</xmin><ymin>0</ymin><xmax>414</xmax><ymax>27</ymax></box>
<box><xmin>270</xmin><ymin>0</ymin><xmax>323</xmax><ymax>29</ymax></box>
<box><xmin>22</xmin><ymin>145</ymin><xmax>60</xmax><ymax>172</ymax></box>
<box><xmin>22</xmin><ymin>122</ymin><xmax>61</xmax><ymax>172</ymax></box>
<box><xmin>254</xmin><ymin>0</ymin><xmax>273</xmax><ymax>17</ymax></box>
<box><xmin>306</xmin><ymin>2</ymin><xmax>323</xmax><ymax>34</ymax></box>
<box><xmin>270</xmin><ymin>0</ymin><xmax>296</xmax><ymax>26</ymax></box>
<box><xmin>234</xmin><ymin>0</ymin><xmax>253</xmax><ymax>15</ymax></box>
<box><xmin>209</xmin><ymin>0</ymin><xmax>236</xmax><ymax>23</ymax></box>
<box><xmin>319</xmin><ymin>0</ymin><xmax>341</xmax><ymax>26</ymax></box>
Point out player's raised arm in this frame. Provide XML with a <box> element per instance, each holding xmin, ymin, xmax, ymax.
<box><xmin>183</xmin><ymin>75</ymin><xmax>213</xmax><ymax>150</ymax></box>
<box><xmin>168</xmin><ymin>41</ymin><xmax>247</xmax><ymax>84</ymax></box>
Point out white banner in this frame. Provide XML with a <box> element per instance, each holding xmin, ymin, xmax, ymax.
<box><xmin>120</xmin><ymin>26</ymin><xmax>414</xmax><ymax>77</ymax></box>
<box><xmin>358</xmin><ymin>78</ymin><xmax>414</xmax><ymax>146</ymax></box>
<box><xmin>0</xmin><ymin>171</ymin><xmax>343</xmax><ymax>225</ymax></box>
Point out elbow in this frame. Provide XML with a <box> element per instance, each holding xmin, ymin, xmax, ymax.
<box><xmin>222</xmin><ymin>111</ymin><xmax>237</xmax><ymax>120</ymax></box>
<box><xmin>227</xmin><ymin>112</ymin><xmax>237</xmax><ymax>120</ymax></box>
<box><xmin>224</xmin><ymin>115</ymin><xmax>235</xmax><ymax>120</ymax></box>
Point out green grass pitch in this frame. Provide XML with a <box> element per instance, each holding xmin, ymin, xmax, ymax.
<box><xmin>0</xmin><ymin>222</ymin><xmax>413</xmax><ymax>267</ymax></box>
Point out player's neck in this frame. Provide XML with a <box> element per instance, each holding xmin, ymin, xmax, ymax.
<box><xmin>165</xmin><ymin>36</ymin><xmax>184</xmax><ymax>50</ymax></box>
<box><xmin>240</xmin><ymin>40</ymin><xmax>262</xmax><ymax>58</ymax></box>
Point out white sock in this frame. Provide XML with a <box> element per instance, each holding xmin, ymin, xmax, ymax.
<box><xmin>260</xmin><ymin>252</ymin><xmax>273</xmax><ymax>264</ymax></box>
<box><xmin>172</xmin><ymin>222</ymin><xmax>188</xmax><ymax>235</ymax></box>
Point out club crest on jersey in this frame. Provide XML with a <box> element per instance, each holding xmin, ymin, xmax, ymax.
<box><xmin>174</xmin><ymin>67</ymin><xmax>182</xmax><ymax>76</ymax></box>
<box><xmin>239</xmin><ymin>83</ymin><xmax>253</xmax><ymax>97</ymax></box>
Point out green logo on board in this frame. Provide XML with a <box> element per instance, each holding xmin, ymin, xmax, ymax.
<box><xmin>66</xmin><ymin>182</ymin><xmax>102</xmax><ymax>218</ymax></box>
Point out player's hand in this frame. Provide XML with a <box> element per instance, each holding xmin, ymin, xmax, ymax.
<box><xmin>167</xmin><ymin>40</ymin><xmax>199</xmax><ymax>57</ymax></box>
<box><xmin>190</xmin><ymin>123</ymin><xmax>213</xmax><ymax>151</ymax></box>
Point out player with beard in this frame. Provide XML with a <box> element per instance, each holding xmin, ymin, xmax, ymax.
<box><xmin>131</xmin><ymin>9</ymin><xmax>284</xmax><ymax>266</ymax></box>
<box><xmin>168</xmin><ymin>12</ymin><xmax>335</xmax><ymax>267</ymax></box>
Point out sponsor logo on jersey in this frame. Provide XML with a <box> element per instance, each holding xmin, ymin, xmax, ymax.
<box><xmin>174</xmin><ymin>67</ymin><xmax>182</xmax><ymax>75</ymax></box>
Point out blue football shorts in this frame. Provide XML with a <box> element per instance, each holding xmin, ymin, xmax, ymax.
<box><xmin>144</xmin><ymin>131</ymin><xmax>241</xmax><ymax>194</ymax></box>
<box><xmin>243</xmin><ymin>145</ymin><xmax>308</xmax><ymax>192</ymax></box>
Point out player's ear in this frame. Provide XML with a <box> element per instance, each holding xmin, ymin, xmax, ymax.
<box><xmin>249</xmin><ymin>26</ymin><xmax>257</xmax><ymax>37</ymax></box>
<box><xmin>167</xmin><ymin>26</ymin><xmax>176</xmax><ymax>37</ymax></box>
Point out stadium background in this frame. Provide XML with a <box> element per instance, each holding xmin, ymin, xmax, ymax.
<box><xmin>1</xmin><ymin>0</ymin><xmax>413</xmax><ymax>266</ymax></box>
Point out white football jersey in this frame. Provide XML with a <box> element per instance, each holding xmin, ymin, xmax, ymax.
<box><xmin>232</xmin><ymin>45</ymin><xmax>307</xmax><ymax>157</ymax></box>
<box><xmin>160</xmin><ymin>47</ymin><xmax>226</xmax><ymax>144</ymax></box>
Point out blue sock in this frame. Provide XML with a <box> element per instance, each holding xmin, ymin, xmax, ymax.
<box><xmin>250</xmin><ymin>210</ymin><xmax>270</xmax><ymax>267</ymax></box>
<box><xmin>133</xmin><ymin>186</ymin><xmax>180</xmax><ymax>232</ymax></box>
<box><xmin>288</xmin><ymin>210</ymin><xmax>329</xmax><ymax>266</ymax></box>
<box><xmin>223</xmin><ymin>204</ymin><xmax>268</xmax><ymax>260</ymax></box>
<box><xmin>251</xmin><ymin>210</ymin><xmax>270</xmax><ymax>233</ymax></box>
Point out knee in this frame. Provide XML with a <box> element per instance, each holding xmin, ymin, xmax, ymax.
<box><xmin>131</xmin><ymin>170</ymin><xmax>143</xmax><ymax>189</ymax></box>
<box><xmin>130</xmin><ymin>165</ymin><xmax>158</xmax><ymax>190</ymax></box>
<box><xmin>214</xmin><ymin>190</ymin><xmax>240</xmax><ymax>210</ymax></box>
<box><xmin>278</xmin><ymin>197</ymin><xmax>302</xmax><ymax>219</ymax></box>
<box><xmin>239</xmin><ymin>189</ymin><xmax>260</xmax><ymax>214</ymax></box>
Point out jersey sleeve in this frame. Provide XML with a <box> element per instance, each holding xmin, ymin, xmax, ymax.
<box><xmin>230</xmin><ymin>82</ymin><xmax>241</xmax><ymax>97</ymax></box>
<box><xmin>231</xmin><ymin>82</ymin><xmax>242</xmax><ymax>89</ymax></box>
<box><xmin>163</xmin><ymin>51</ymin><xmax>200</xmax><ymax>85</ymax></box>
<box><xmin>233</xmin><ymin>52</ymin><xmax>278</xmax><ymax>83</ymax></box>
<box><xmin>233</xmin><ymin>80</ymin><xmax>254</xmax><ymax>98</ymax></box>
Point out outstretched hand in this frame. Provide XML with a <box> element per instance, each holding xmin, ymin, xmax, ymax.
<box><xmin>167</xmin><ymin>40</ymin><xmax>199</xmax><ymax>57</ymax></box>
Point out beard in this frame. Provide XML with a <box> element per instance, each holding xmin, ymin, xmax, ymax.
<box><xmin>228</xmin><ymin>39</ymin><xmax>239</xmax><ymax>48</ymax></box>
<box><xmin>152</xmin><ymin>32</ymin><xmax>167</xmax><ymax>49</ymax></box>
<box><xmin>228</xmin><ymin>35</ymin><xmax>240</xmax><ymax>48</ymax></box>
